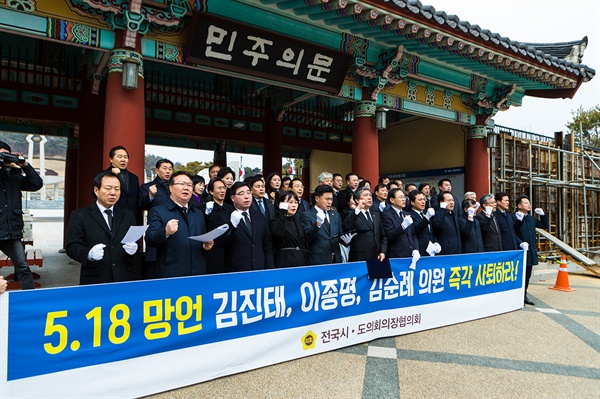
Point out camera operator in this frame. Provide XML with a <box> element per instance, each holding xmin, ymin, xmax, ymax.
<box><xmin>0</xmin><ymin>141</ymin><xmax>43</xmax><ymax>290</ymax></box>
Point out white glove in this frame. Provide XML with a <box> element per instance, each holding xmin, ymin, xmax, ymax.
<box><xmin>230</xmin><ymin>210</ymin><xmax>243</xmax><ymax>228</ymax></box>
<box><xmin>340</xmin><ymin>232</ymin><xmax>356</xmax><ymax>245</ymax></box>
<box><xmin>426</xmin><ymin>208</ymin><xmax>435</xmax><ymax>220</ymax></box>
<box><xmin>467</xmin><ymin>208</ymin><xmax>475</xmax><ymax>218</ymax></box>
<box><xmin>409</xmin><ymin>249</ymin><xmax>420</xmax><ymax>270</ymax></box>
<box><xmin>475</xmin><ymin>202</ymin><xmax>481</xmax><ymax>211</ymax></box>
<box><xmin>520</xmin><ymin>242</ymin><xmax>529</xmax><ymax>250</ymax></box>
<box><xmin>87</xmin><ymin>243</ymin><xmax>106</xmax><ymax>261</ymax></box>
<box><xmin>433</xmin><ymin>242</ymin><xmax>442</xmax><ymax>254</ymax></box>
<box><xmin>354</xmin><ymin>207</ymin><xmax>361</xmax><ymax>215</ymax></box>
<box><xmin>316</xmin><ymin>209</ymin><xmax>326</xmax><ymax>225</ymax></box>
<box><xmin>122</xmin><ymin>242</ymin><xmax>138</xmax><ymax>255</ymax></box>
<box><xmin>534</xmin><ymin>208</ymin><xmax>544</xmax><ymax>216</ymax></box>
<box><xmin>379</xmin><ymin>202</ymin><xmax>385</xmax><ymax>212</ymax></box>
<box><xmin>401</xmin><ymin>215</ymin><xmax>413</xmax><ymax>229</ymax></box>
<box><xmin>205</xmin><ymin>201</ymin><xmax>214</xmax><ymax>215</ymax></box>
<box><xmin>515</xmin><ymin>211</ymin><xmax>525</xmax><ymax>221</ymax></box>
<box><xmin>279</xmin><ymin>202</ymin><xmax>289</xmax><ymax>211</ymax></box>
<box><xmin>440</xmin><ymin>202</ymin><xmax>448</xmax><ymax>209</ymax></box>
<box><xmin>485</xmin><ymin>206</ymin><xmax>493</xmax><ymax>216</ymax></box>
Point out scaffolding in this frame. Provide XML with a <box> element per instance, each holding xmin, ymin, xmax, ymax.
<box><xmin>490</xmin><ymin>125</ymin><xmax>600</xmax><ymax>259</ymax></box>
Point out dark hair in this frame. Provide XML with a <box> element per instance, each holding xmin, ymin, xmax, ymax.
<box><xmin>230</xmin><ymin>181</ymin><xmax>250</xmax><ymax>196</ymax></box>
<box><xmin>282</xmin><ymin>177</ymin><xmax>291</xmax><ymax>185</ymax></box>
<box><xmin>314</xmin><ymin>184</ymin><xmax>334</xmax><ymax>197</ymax></box>
<box><xmin>462</xmin><ymin>199</ymin><xmax>476</xmax><ymax>210</ymax></box>
<box><xmin>438</xmin><ymin>178</ymin><xmax>451</xmax><ymax>188</ymax></box>
<box><xmin>108</xmin><ymin>145</ymin><xmax>128</xmax><ymax>159</ymax></box>
<box><xmin>345</xmin><ymin>172</ymin><xmax>357</xmax><ymax>182</ymax></box>
<box><xmin>408</xmin><ymin>190</ymin><xmax>424</xmax><ymax>203</ymax></box>
<box><xmin>438</xmin><ymin>191</ymin><xmax>453</xmax><ymax>203</ymax></box>
<box><xmin>207</xmin><ymin>177</ymin><xmax>225</xmax><ymax>193</ymax></box>
<box><xmin>208</xmin><ymin>164</ymin><xmax>221</xmax><ymax>173</ymax></box>
<box><xmin>374</xmin><ymin>184</ymin><xmax>387</xmax><ymax>193</ymax></box>
<box><xmin>275</xmin><ymin>190</ymin><xmax>299</xmax><ymax>209</ymax></box>
<box><xmin>388</xmin><ymin>188</ymin><xmax>403</xmax><ymax>201</ymax></box>
<box><xmin>248</xmin><ymin>175</ymin><xmax>264</xmax><ymax>188</ymax></box>
<box><xmin>192</xmin><ymin>175</ymin><xmax>205</xmax><ymax>186</ymax></box>
<box><xmin>0</xmin><ymin>141</ymin><xmax>12</xmax><ymax>153</ymax></box>
<box><xmin>291</xmin><ymin>178</ymin><xmax>303</xmax><ymax>187</ymax></box>
<box><xmin>169</xmin><ymin>171</ymin><xmax>193</xmax><ymax>185</ymax></box>
<box><xmin>217</xmin><ymin>167</ymin><xmax>235</xmax><ymax>179</ymax></box>
<box><xmin>357</xmin><ymin>180</ymin><xmax>370</xmax><ymax>189</ymax></box>
<box><xmin>405</xmin><ymin>183</ymin><xmax>417</xmax><ymax>192</ymax></box>
<box><xmin>266</xmin><ymin>172</ymin><xmax>282</xmax><ymax>187</ymax></box>
<box><xmin>418</xmin><ymin>182</ymin><xmax>430</xmax><ymax>191</ymax></box>
<box><xmin>494</xmin><ymin>192</ymin><xmax>509</xmax><ymax>202</ymax></box>
<box><xmin>333</xmin><ymin>173</ymin><xmax>342</xmax><ymax>180</ymax></box>
<box><xmin>93</xmin><ymin>171</ymin><xmax>120</xmax><ymax>189</ymax></box>
<box><xmin>386</xmin><ymin>182</ymin><xmax>398</xmax><ymax>191</ymax></box>
<box><xmin>515</xmin><ymin>195</ymin><xmax>529</xmax><ymax>207</ymax></box>
<box><xmin>155</xmin><ymin>159</ymin><xmax>173</xmax><ymax>169</ymax></box>
<box><xmin>378</xmin><ymin>175</ymin><xmax>388</xmax><ymax>184</ymax></box>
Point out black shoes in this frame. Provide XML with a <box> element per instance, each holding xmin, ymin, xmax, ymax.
<box><xmin>524</xmin><ymin>297</ymin><xmax>535</xmax><ymax>306</ymax></box>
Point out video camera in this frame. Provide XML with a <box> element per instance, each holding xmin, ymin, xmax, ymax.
<box><xmin>0</xmin><ymin>152</ymin><xmax>26</xmax><ymax>165</ymax></box>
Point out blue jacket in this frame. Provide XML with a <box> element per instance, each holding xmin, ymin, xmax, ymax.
<box><xmin>494</xmin><ymin>210</ymin><xmax>521</xmax><ymax>250</ymax></box>
<box><xmin>458</xmin><ymin>213</ymin><xmax>484</xmax><ymax>253</ymax></box>
<box><xmin>301</xmin><ymin>207</ymin><xmax>343</xmax><ymax>265</ymax></box>
<box><xmin>146</xmin><ymin>199</ymin><xmax>208</xmax><ymax>278</ymax></box>
<box><xmin>431</xmin><ymin>208</ymin><xmax>462</xmax><ymax>255</ymax></box>
<box><xmin>515</xmin><ymin>213</ymin><xmax>549</xmax><ymax>266</ymax></box>
<box><xmin>381</xmin><ymin>207</ymin><xmax>419</xmax><ymax>258</ymax></box>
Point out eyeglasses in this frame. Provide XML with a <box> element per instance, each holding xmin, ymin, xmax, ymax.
<box><xmin>172</xmin><ymin>182</ymin><xmax>193</xmax><ymax>188</ymax></box>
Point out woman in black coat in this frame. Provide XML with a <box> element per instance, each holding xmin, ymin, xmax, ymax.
<box><xmin>269</xmin><ymin>191</ymin><xmax>308</xmax><ymax>268</ymax></box>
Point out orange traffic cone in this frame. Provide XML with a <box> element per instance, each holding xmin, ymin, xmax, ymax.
<box><xmin>549</xmin><ymin>255</ymin><xmax>575</xmax><ymax>292</ymax></box>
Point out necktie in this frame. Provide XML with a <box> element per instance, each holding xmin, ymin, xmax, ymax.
<box><xmin>104</xmin><ymin>209</ymin><xmax>113</xmax><ymax>230</ymax></box>
<box><xmin>242</xmin><ymin>211</ymin><xmax>252</xmax><ymax>233</ymax></box>
<box><xmin>181</xmin><ymin>206</ymin><xmax>188</xmax><ymax>218</ymax></box>
<box><xmin>258</xmin><ymin>199</ymin><xmax>266</xmax><ymax>216</ymax></box>
<box><xmin>365</xmin><ymin>211</ymin><xmax>373</xmax><ymax>224</ymax></box>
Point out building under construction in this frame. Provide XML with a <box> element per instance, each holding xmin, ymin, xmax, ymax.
<box><xmin>491</xmin><ymin>125</ymin><xmax>600</xmax><ymax>267</ymax></box>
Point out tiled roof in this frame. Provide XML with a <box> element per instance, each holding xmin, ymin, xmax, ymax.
<box><xmin>390</xmin><ymin>0</ymin><xmax>595</xmax><ymax>80</ymax></box>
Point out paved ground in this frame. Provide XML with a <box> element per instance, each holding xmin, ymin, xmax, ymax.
<box><xmin>2</xmin><ymin>211</ymin><xmax>599</xmax><ymax>399</ymax></box>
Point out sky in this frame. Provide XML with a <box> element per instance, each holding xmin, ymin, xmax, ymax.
<box><xmin>147</xmin><ymin>0</ymin><xmax>599</xmax><ymax>168</ymax></box>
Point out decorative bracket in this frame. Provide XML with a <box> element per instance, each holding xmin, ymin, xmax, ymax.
<box><xmin>351</xmin><ymin>45</ymin><xmax>405</xmax><ymax>101</ymax></box>
<box><xmin>461</xmin><ymin>83</ymin><xmax>516</xmax><ymax>125</ymax></box>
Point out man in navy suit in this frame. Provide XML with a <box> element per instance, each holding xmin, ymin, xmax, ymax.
<box><xmin>301</xmin><ymin>184</ymin><xmax>347</xmax><ymax>265</ymax></box>
<box><xmin>138</xmin><ymin>158</ymin><xmax>173</xmax><ymax>278</ymax></box>
<box><xmin>407</xmin><ymin>190</ymin><xmax>438</xmax><ymax>256</ymax></box>
<box><xmin>291</xmin><ymin>178</ymin><xmax>310</xmax><ymax>213</ymax></box>
<box><xmin>476</xmin><ymin>194</ymin><xmax>503</xmax><ymax>252</ymax></box>
<box><xmin>494</xmin><ymin>192</ymin><xmax>523</xmax><ymax>251</ymax></box>
<box><xmin>146</xmin><ymin>171</ymin><xmax>214</xmax><ymax>278</ymax></box>
<box><xmin>431</xmin><ymin>191</ymin><xmax>462</xmax><ymax>255</ymax></box>
<box><xmin>343</xmin><ymin>187</ymin><xmax>387</xmax><ymax>262</ymax></box>
<box><xmin>514</xmin><ymin>196</ymin><xmax>549</xmax><ymax>305</ymax></box>
<box><xmin>67</xmin><ymin>172</ymin><xmax>138</xmax><ymax>285</ymax></box>
<box><xmin>215</xmin><ymin>182</ymin><xmax>274</xmax><ymax>272</ymax></box>
<box><xmin>371</xmin><ymin>184</ymin><xmax>389</xmax><ymax>214</ymax></box>
<box><xmin>381</xmin><ymin>188</ymin><xmax>420</xmax><ymax>259</ymax></box>
<box><xmin>249</xmin><ymin>175</ymin><xmax>275</xmax><ymax>223</ymax></box>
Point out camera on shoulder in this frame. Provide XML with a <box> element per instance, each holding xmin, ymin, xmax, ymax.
<box><xmin>0</xmin><ymin>152</ymin><xmax>26</xmax><ymax>165</ymax></box>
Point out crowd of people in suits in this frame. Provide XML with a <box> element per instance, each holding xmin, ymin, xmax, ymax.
<box><xmin>65</xmin><ymin>146</ymin><xmax>549</xmax><ymax>306</ymax></box>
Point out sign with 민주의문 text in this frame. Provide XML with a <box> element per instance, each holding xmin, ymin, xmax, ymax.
<box><xmin>0</xmin><ymin>250</ymin><xmax>525</xmax><ymax>398</ymax></box>
<box><xmin>186</xmin><ymin>13</ymin><xmax>353</xmax><ymax>94</ymax></box>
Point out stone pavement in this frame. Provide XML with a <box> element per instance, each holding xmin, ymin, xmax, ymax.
<box><xmin>2</xmin><ymin>211</ymin><xmax>599</xmax><ymax>399</ymax></box>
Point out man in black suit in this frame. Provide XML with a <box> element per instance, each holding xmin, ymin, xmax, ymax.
<box><xmin>431</xmin><ymin>191</ymin><xmax>462</xmax><ymax>255</ymax></box>
<box><xmin>145</xmin><ymin>171</ymin><xmax>214</xmax><ymax>278</ymax></box>
<box><xmin>476</xmin><ymin>194</ymin><xmax>503</xmax><ymax>252</ymax></box>
<box><xmin>381</xmin><ymin>188</ymin><xmax>420</xmax><ymax>259</ymax></box>
<box><xmin>337</xmin><ymin>172</ymin><xmax>359</xmax><ymax>213</ymax></box>
<box><xmin>95</xmin><ymin>146</ymin><xmax>140</xmax><ymax>222</ymax></box>
<box><xmin>67</xmin><ymin>172</ymin><xmax>138</xmax><ymax>285</ymax></box>
<box><xmin>291</xmin><ymin>178</ymin><xmax>310</xmax><ymax>213</ymax></box>
<box><xmin>215</xmin><ymin>182</ymin><xmax>274</xmax><ymax>272</ymax></box>
<box><xmin>138</xmin><ymin>159</ymin><xmax>173</xmax><ymax>278</ymax></box>
<box><xmin>301</xmin><ymin>184</ymin><xmax>347</xmax><ymax>265</ymax></box>
<box><xmin>407</xmin><ymin>190</ymin><xmax>438</xmax><ymax>256</ymax></box>
<box><xmin>494</xmin><ymin>192</ymin><xmax>523</xmax><ymax>251</ymax></box>
<box><xmin>249</xmin><ymin>175</ymin><xmax>275</xmax><ymax>223</ymax></box>
<box><xmin>429</xmin><ymin>179</ymin><xmax>460</xmax><ymax>211</ymax></box>
<box><xmin>514</xmin><ymin>196</ymin><xmax>549</xmax><ymax>305</ymax></box>
<box><xmin>342</xmin><ymin>187</ymin><xmax>387</xmax><ymax>262</ymax></box>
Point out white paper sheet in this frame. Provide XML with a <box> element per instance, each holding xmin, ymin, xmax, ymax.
<box><xmin>121</xmin><ymin>225</ymin><xmax>149</xmax><ymax>244</ymax></box>
<box><xmin>189</xmin><ymin>224</ymin><xmax>229</xmax><ymax>242</ymax></box>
